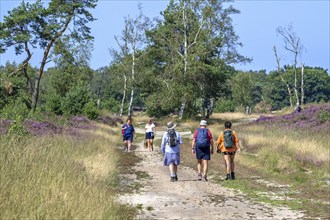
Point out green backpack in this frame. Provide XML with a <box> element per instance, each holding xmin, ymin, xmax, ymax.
<box><xmin>223</xmin><ymin>130</ymin><xmax>234</xmax><ymax>148</ymax></box>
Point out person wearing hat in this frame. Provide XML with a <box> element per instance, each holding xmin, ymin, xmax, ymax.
<box><xmin>191</xmin><ymin>120</ymin><xmax>214</xmax><ymax>181</ymax></box>
<box><xmin>161</xmin><ymin>121</ymin><xmax>183</xmax><ymax>182</ymax></box>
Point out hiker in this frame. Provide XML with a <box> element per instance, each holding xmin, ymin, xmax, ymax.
<box><xmin>216</xmin><ymin>121</ymin><xmax>240</xmax><ymax>180</ymax></box>
<box><xmin>145</xmin><ymin>118</ymin><xmax>156</xmax><ymax>151</ymax></box>
<box><xmin>121</xmin><ymin>118</ymin><xmax>135</xmax><ymax>152</ymax></box>
<box><xmin>161</xmin><ymin>121</ymin><xmax>183</xmax><ymax>182</ymax></box>
<box><xmin>191</xmin><ymin>120</ymin><xmax>214</xmax><ymax>181</ymax></box>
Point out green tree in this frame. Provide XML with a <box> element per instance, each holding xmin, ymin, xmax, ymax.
<box><xmin>0</xmin><ymin>0</ymin><xmax>97</xmax><ymax>111</ymax></box>
<box><xmin>145</xmin><ymin>0</ymin><xmax>250</xmax><ymax>118</ymax></box>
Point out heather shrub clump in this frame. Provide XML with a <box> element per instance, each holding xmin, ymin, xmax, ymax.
<box><xmin>255</xmin><ymin>104</ymin><xmax>330</xmax><ymax>131</ymax></box>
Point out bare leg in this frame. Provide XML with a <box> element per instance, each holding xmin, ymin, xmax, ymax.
<box><xmin>127</xmin><ymin>140</ymin><xmax>132</xmax><ymax>152</ymax></box>
<box><xmin>203</xmin><ymin>160</ymin><xmax>208</xmax><ymax>176</ymax></box>
<box><xmin>224</xmin><ymin>155</ymin><xmax>231</xmax><ymax>174</ymax></box>
<box><xmin>229</xmin><ymin>155</ymin><xmax>235</xmax><ymax>172</ymax></box>
<box><xmin>197</xmin><ymin>159</ymin><xmax>202</xmax><ymax>174</ymax></box>
<box><xmin>169</xmin><ymin>164</ymin><xmax>175</xmax><ymax>176</ymax></box>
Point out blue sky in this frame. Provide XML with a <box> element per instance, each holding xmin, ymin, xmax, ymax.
<box><xmin>0</xmin><ymin>0</ymin><xmax>329</xmax><ymax>73</ymax></box>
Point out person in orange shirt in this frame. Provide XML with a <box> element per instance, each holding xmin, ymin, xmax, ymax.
<box><xmin>216</xmin><ymin>121</ymin><xmax>240</xmax><ymax>180</ymax></box>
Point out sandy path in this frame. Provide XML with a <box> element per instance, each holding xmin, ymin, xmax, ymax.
<box><xmin>118</xmin><ymin>129</ymin><xmax>304</xmax><ymax>220</ymax></box>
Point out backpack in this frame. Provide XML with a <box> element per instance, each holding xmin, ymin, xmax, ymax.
<box><xmin>223</xmin><ymin>130</ymin><xmax>234</xmax><ymax>148</ymax></box>
<box><xmin>167</xmin><ymin>129</ymin><xmax>178</xmax><ymax>147</ymax></box>
<box><xmin>195</xmin><ymin>128</ymin><xmax>209</xmax><ymax>148</ymax></box>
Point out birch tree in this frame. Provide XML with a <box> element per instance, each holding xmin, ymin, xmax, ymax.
<box><xmin>147</xmin><ymin>0</ymin><xmax>250</xmax><ymax>118</ymax></box>
<box><xmin>276</xmin><ymin>24</ymin><xmax>304</xmax><ymax>107</ymax></box>
<box><xmin>110</xmin><ymin>4</ymin><xmax>150</xmax><ymax>117</ymax></box>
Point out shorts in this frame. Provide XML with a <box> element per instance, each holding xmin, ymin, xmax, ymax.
<box><xmin>223</xmin><ymin>151</ymin><xmax>236</xmax><ymax>155</ymax></box>
<box><xmin>163</xmin><ymin>152</ymin><xmax>180</xmax><ymax>166</ymax></box>
<box><xmin>123</xmin><ymin>135</ymin><xmax>133</xmax><ymax>142</ymax></box>
<box><xmin>195</xmin><ymin>146</ymin><xmax>210</xmax><ymax>160</ymax></box>
<box><xmin>145</xmin><ymin>132</ymin><xmax>154</xmax><ymax>140</ymax></box>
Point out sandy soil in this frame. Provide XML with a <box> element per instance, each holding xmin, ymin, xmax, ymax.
<box><xmin>118</xmin><ymin>129</ymin><xmax>304</xmax><ymax>220</ymax></box>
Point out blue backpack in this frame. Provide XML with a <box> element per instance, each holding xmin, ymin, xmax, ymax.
<box><xmin>195</xmin><ymin>128</ymin><xmax>209</xmax><ymax>148</ymax></box>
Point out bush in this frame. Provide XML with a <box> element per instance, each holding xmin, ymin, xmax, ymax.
<box><xmin>83</xmin><ymin>101</ymin><xmax>99</xmax><ymax>120</ymax></box>
<box><xmin>1</xmin><ymin>97</ymin><xmax>29</xmax><ymax>120</ymax></box>
<box><xmin>101</xmin><ymin>97</ymin><xmax>121</xmax><ymax>113</ymax></box>
<box><xmin>254</xmin><ymin>101</ymin><xmax>272</xmax><ymax>113</ymax></box>
<box><xmin>214</xmin><ymin>99</ymin><xmax>235</xmax><ymax>113</ymax></box>
<box><xmin>45</xmin><ymin>90</ymin><xmax>63</xmax><ymax>115</ymax></box>
<box><xmin>317</xmin><ymin>108</ymin><xmax>330</xmax><ymax>122</ymax></box>
<box><xmin>62</xmin><ymin>81</ymin><xmax>91</xmax><ymax>116</ymax></box>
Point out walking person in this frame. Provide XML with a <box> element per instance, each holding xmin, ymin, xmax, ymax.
<box><xmin>192</xmin><ymin>120</ymin><xmax>214</xmax><ymax>181</ymax></box>
<box><xmin>145</xmin><ymin>118</ymin><xmax>156</xmax><ymax>151</ymax></box>
<box><xmin>121</xmin><ymin>118</ymin><xmax>135</xmax><ymax>152</ymax></box>
<box><xmin>216</xmin><ymin>121</ymin><xmax>240</xmax><ymax>180</ymax></box>
<box><xmin>161</xmin><ymin>121</ymin><xmax>183</xmax><ymax>182</ymax></box>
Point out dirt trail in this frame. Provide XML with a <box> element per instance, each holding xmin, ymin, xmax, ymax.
<box><xmin>118</xmin><ymin>128</ymin><xmax>304</xmax><ymax>220</ymax></box>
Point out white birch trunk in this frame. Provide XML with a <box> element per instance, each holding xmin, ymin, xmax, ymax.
<box><xmin>301</xmin><ymin>63</ymin><xmax>305</xmax><ymax>105</ymax></box>
<box><xmin>119</xmin><ymin>74</ymin><xmax>127</xmax><ymax>116</ymax></box>
<box><xmin>274</xmin><ymin>46</ymin><xmax>293</xmax><ymax>107</ymax></box>
<box><xmin>179</xmin><ymin>3</ymin><xmax>188</xmax><ymax>119</ymax></box>
<box><xmin>128</xmin><ymin>40</ymin><xmax>135</xmax><ymax>117</ymax></box>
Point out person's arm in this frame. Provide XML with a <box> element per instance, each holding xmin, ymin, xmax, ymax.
<box><xmin>216</xmin><ymin>133</ymin><xmax>222</xmax><ymax>153</ymax></box>
<box><xmin>234</xmin><ymin>131</ymin><xmax>240</xmax><ymax>154</ymax></box>
<box><xmin>208</xmin><ymin>130</ymin><xmax>214</xmax><ymax>154</ymax></box>
<box><xmin>161</xmin><ymin>133</ymin><xmax>166</xmax><ymax>154</ymax></box>
<box><xmin>191</xmin><ymin>130</ymin><xmax>196</xmax><ymax>154</ymax></box>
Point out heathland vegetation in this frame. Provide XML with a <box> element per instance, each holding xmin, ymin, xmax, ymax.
<box><xmin>0</xmin><ymin>0</ymin><xmax>329</xmax><ymax>219</ymax></box>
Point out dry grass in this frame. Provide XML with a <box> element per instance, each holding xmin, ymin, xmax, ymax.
<box><xmin>0</xmin><ymin>123</ymin><xmax>135</xmax><ymax>219</ymax></box>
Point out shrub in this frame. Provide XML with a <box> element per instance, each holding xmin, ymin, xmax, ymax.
<box><xmin>254</xmin><ymin>101</ymin><xmax>272</xmax><ymax>113</ymax></box>
<box><xmin>213</xmin><ymin>99</ymin><xmax>235</xmax><ymax>113</ymax></box>
<box><xmin>101</xmin><ymin>97</ymin><xmax>121</xmax><ymax>113</ymax></box>
<box><xmin>317</xmin><ymin>108</ymin><xmax>330</xmax><ymax>122</ymax></box>
<box><xmin>83</xmin><ymin>101</ymin><xmax>99</xmax><ymax>120</ymax></box>
<box><xmin>45</xmin><ymin>90</ymin><xmax>63</xmax><ymax>115</ymax></box>
<box><xmin>62</xmin><ymin>81</ymin><xmax>91</xmax><ymax>116</ymax></box>
<box><xmin>1</xmin><ymin>97</ymin><xmax>29</xmax><ymax>120</ymax></box>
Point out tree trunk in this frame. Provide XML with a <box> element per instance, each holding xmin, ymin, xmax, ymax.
<box><xmin>128</xmin><ymin>41</ymin><xmax>135</xmax><ymax>117</ymax></box>
<box><xmin>301</xmin><ymin>64</ymin><xmax>305</xmax><ymax>105</ymax></box>
<box><xmin>120</xmin><ymin>74</ymin><xmax>127</xmax><ymax>116</ymax></box>
<box><xmin>31</xmin><ymin>41</ymin><xmax>53</xmax><ymax>111</ymax></box>
<box><xmin>293</xmin><ymin>51</ymin><xmax>300</xmax><ymax>106</ymax></box>
<box><xmin>179</xmin><ymin>3</ymin><xmax>188</xmax><ymax>119</ymax></box>
<box><xmin>31</xmin><ymin>16</ymin><xmax>72</xmax><ymax>111</ymax></box>
<box><xmin>273</xmin><ymin>46</ymin><xmax>293</xmax><ymax>107</ymax></box>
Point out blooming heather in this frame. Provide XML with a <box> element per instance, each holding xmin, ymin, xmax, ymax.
<box><xmin>255</xmin><ymin>104</ymin><xmax>330</xmax><ymax>131</ymax></box>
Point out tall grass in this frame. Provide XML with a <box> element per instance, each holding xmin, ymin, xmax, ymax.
<box><xmin>0</xmin><ymin>124</ymin><xmax>135</xmax><ymax>219</ymax></box>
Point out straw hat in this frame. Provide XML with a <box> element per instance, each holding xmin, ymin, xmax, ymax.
<box><xmin>167</xmin><ymin>121</ymin><xmax>176</xmax><ymax>130</ymax></box>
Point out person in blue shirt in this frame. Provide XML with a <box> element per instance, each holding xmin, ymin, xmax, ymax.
<box><xmin>161</xmin><ymin>121</ymin><xmax>183</xmax><ymax>182</ymax></box>
<box><xmin>121</xmin><ymin>118</ymin><xmax>135</xmax><ymax>152</ymax></box>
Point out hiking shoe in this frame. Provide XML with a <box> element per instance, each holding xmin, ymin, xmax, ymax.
<box><xmin>198</xmin><ymin>173</ymin><xmax>202</xmax><ymax>181</ymax></box>
<box><xmin>170</xmin><ymin>176</ymin><xmax>175</xmax><ymax>182</ymax></box>
<box><xmin>231</xmin><ymin>172</ymin><xmax>235</xmax><ymax>180</ymax></box>
<box><xmin>225</xmin><ymin>174</ymin><xmax>231</xmax><ymax>180</ymax></box>
<box><xmin>203</xmin><ymin>175</ymin><xmax>208</xmax><ymax>182</ymax></box>
<box><xmin>174</xmin><ymin>175</ymin><xmax>178</xmax><ymax>181</ymax></box>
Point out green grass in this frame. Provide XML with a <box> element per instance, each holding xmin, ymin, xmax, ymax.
<box><xmin>175</xmin><ymin>111</ymin><xmax>330</xmax><ymax>219</ymax></box>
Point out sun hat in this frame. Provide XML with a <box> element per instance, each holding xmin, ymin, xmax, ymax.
<box><xmin>167</xmin><ymin>121</ymin><xmax>176</xmax><ymax>130</ymax></box>
<box><xmin>200</xmin><ymin>120</ymin><xmax>207</xmax><ymax>126</ymax></box>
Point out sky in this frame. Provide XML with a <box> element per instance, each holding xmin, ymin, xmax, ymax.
<box><xmin>0</xmin><ymin>0</ymin><xmax>329</xmax><ymax>73</ymax></box>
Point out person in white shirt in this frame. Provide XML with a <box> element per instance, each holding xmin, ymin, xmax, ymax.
<box><xmin>145</xmin><ymin>118</ymin><xmax>156</xmax><ymax>151</ymax></box>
